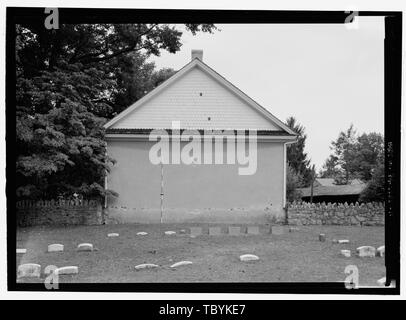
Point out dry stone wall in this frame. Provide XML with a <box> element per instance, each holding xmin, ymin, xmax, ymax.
<box><xmin>287</xmin><ymin>202</ymin><xmax>384</xmax><ymax>226</ymax></box>
<box><xmin>16</xmin><ymin>199</ymin><xmax>103</xmax><ymax>227</ymax></box>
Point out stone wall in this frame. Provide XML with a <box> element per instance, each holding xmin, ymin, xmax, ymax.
<box><xmin>16</xmin><ymin>199</ymin><xmax>103</xmax><ymax>227</ymax></box>
<box><xmin>287</xmin><ymin>202</ymin><xmax>384</xmax><ymax>226</ymax></box>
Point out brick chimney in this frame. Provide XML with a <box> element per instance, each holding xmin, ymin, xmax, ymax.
<box><xmin>191</xmin><ymin>49</ymin><xmax>203</xmax><ymax>61</ymax></box>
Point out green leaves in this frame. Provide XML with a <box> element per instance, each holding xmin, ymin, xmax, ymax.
<box><xmin>359</xmin><ymin>163</ymin><xmax>385</xmax><ymax>202</ymax></box>
<box><xmin>15</xmin><ymin>23</ymin><xmax>217</xmax><ymax>200</ymax></box>
<box><xmin>286</xmin><ymin>116</ymin><xmax>313</xmax><ymax>187</ymax></box>
<box><xmin>320</xmin><ymin>125</ymin><xmax>384</xmax><ymax>185</ymax></box>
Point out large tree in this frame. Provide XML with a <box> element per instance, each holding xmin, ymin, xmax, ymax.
<box><xmin>320</xmin><ymin>124</ymin><xmax>358</xmax><ymax>184</ymax></box>
<box><xmin>352</xmin><ymin>132</ymin><xmax>384</xmax><ymax>181</ymax></box>
<box><xmin>320</xmin><ymin>125</ymin><xmax>384</xmax><ymax>185</ymax></box>
<box><xmin>285</xmin><ymin>116</ymin><xmax>312</xmax><ymax>187</ymax></box>
<box><xmin>16</xmin><ymin>23</ymin><xmax>217</xmax><ymax>200</ymax></box>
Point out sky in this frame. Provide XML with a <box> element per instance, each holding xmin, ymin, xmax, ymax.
<box><xmin>148</xmin><ymin>18</ymin><xmax>385</xmax><ymax>171</ymax></box>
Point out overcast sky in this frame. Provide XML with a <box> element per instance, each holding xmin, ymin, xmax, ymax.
<box><xmin>148</xmin><ymin>18</ymin><xmax>384</xmax><ymax>171</ymax></box>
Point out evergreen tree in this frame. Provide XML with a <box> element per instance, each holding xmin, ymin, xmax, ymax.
<box><xmin>285</xmin><ymin>116</ymin><xmax>312</xmax><ymax>187</ymax></box>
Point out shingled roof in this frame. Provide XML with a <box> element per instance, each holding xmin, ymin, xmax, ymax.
<box><xmin>299</xmin><ymin>182</ymin><xmax>366</xmax><ymax>197</ymax></box>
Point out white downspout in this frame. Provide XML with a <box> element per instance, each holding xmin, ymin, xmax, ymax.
<box><xmin>283</xmin><ymin>139</ymin><xmax>298</xmax><ymax>208</ymax></box>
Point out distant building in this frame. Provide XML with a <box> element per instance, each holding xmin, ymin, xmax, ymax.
<box><xmin>298</xmin><ymin>178</ymin><xmax>366</xmax><ymax>203</ymax></box>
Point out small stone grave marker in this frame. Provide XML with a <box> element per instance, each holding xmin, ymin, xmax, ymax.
<box><xmin>247</xmin><ymin>226</ymin><xmax>260</xmax><ymax>235</ymax></box>
<box><xmin>48</xmin><ymin>244</ymin><xmax>64</xmax><ymax>252</ymax></box>
<box><xmin>17</xmin><ymin>263</ymin><xmax>41</xmax><ymax>278</ymax></box>
<box><xmin>54</xmin><ymin>266</ymin><xmax>79</xmax><ymax>275</ymax></box>
<box><xmin>228</xmin><ymin>226</ymin><xmax>241</xmax><ymax>236</ymax></box>
<box><xmin>356</xmin><ymin>246</ymin><xmax>376</xmax><ymax>257</ymax></box>
<box><xmin>271</xmin><ymin>226</ymin><xmax>284</xmax><ymax>235</ymax></box>
<box><xmin>164</xmin><ymin>231</ymin><xmax>176</xmax><ymax>235</ymax></box>
<box><xmin>341</xmin><ymin>250</ymin><xmax>351</xmax><ymax>257</ymax></box>
<box><xmin>240</xmin><ymin>254</ymin><xmax>259</xmax><ymax>262</ymax></box>
<box><xmin>377</xmin><ymin>246</ymin><xmax>385</xmax><ymax>257</ymax></box>
<box><xmin>170</xmin><ymin>261</ymin><xmax>193</xmax><ymax>268</ymax></box>
<box><xmin>137</xmin><ymin>232</ymin><xmax>148</xmax><ymax>236</ymax></box>
<box><xmin>209</xmin><ymin>227</ymin><xmax>221</xmax><ymax>236</ymax></box>
<box><xmin>377</xmin><ymin>277</ymin><xmax>386</xmax><ymax>286</ymax></box>
<box><xmin>190</xmin><ymin>227</ymin><xmax>202</xmax><ymax>237</ymax></box>
<box><xmin>338</xmin><ymin>239</ymin><xmax>349</xmax><ymax>244</ymax></box>
<box><xmin>134</xmin><ymin>263</ymin><xmax>159</xmax><ymax>270</ymax></box>
<box><xmin>107</xmin><ymin>233</ymin><xmax>119</xmax><ymax>237</ymax></box>
<box><xmin>77</xmin><ymin>243</ymin><xmax>93</xmax><ymax>252</ymax></box>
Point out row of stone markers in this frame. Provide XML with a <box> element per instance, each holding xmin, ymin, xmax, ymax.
<box><xmin>121</xmin><ymin>226</ymin><xmax>286</xmax><ymax>237</ymax></box>
<box><xmin>16</xmin><ymin>242</ymin><xmax>98</xmax><ymax>279</ymax></box>
<box><xmin>134</xmin><ymin>254</ymin><xmax>262</xmax><ymax>271</ymax></box>
<box><xmin>134</xmin><ymin>228</ymin><xmax>192</xmax><ymax>269</ymax></box>
<box><xmin>318</xmin><ymin>233</ymin><xmax>385</xmax><ymax>258</ymax></box>
<box><xmin>189</xmin><ymin>226</ymin><xmax>285</xmax><ymax>237</ymax></box>
<box><xmin>343</xmin><ymin>245</ymin><xmax>385</xmax><ymax>258</ymax></box>
<box><xmin>17</xmin><ymin>227</ymin><xmax>280</xmax><ymax>279</ymax></box>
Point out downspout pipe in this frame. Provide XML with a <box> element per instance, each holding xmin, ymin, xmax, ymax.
<box><xmin>283</xmin><ymin>137</ymin><xmax>299</xmax><ymax>223</ymax></box>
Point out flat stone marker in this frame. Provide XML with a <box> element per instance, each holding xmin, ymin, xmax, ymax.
<box><xmin>17</xmin><ymin>263</ymin><xmax>41</xmax><ymax>278</ymax></box>
<box><xmin>271</xmin><ymin>226</ymin><xmax>284</xmax><ymax>235</ymax></box>
<box><xmin>240</xmin><ymin>254</ymin><xmax>259</xmax><ymax>262</ymax></box>
<box><xmin>209</xmin><ymin>227</ymin><xmax>222</xmax><ymax>236</ymax></box>
<box><xmin>338</xmin><ymin>239</ymin><xmax>349</xmax><ymax>244</ymax></box>
<box><xmin>137</xmin><ymin>232</ymin><xmax>148</xmax><ymax>236</ymax></box>
<box><xmin>247</xmin><ymin>226</ymin><xmax>260</xmax><ymax>235</ymax></box>
<box><xmin>170</xmin><ymin>261</ymin><xmax>193</xmax><ymax>268</ymax></box>
<box><xmin>228</xmin><ymin>226</ymin><xmax>241</xmax><ymax>236</ymax></box>
<box><xmin>377</xmin><ymin>277</ymin><xmax>386</xmax><ymax>286</ymax></box>
<box><xmin>357</xmin><ymin>246</ymin><xmax>376</xmax><ymax>257</ymax></box>
<box><xmin>107</xmin><ymin>233</ymin><xmax>119</xmax><ymax>237</ymax></box>
<box><xmin>341</xmin><ymin>250</ymin><xmax>351</xmax><ymax>257</ymax></box>
<box><xmin>16</xmin><ymin>249</ymin><xmax>27</xmax><ymax>254</ymax></box>
<box><xmin>48</xmin><ymin>244</ymin><xmax>64</xmax><ymax>252</ymax></box>
<box><xmin>319</xmin><ymin>234</ymin><xmax>326</xmax><ymax>242</ymax></box>
<box><xmin>77</xmin><ymin>243</ymin><xmax>93</xmax><ymax>252</ymax></box>
<box><xmin>54</xmin><ymin>266</ymin><xmax>79</xmax><ymax>275</ymax></box>
<box><xmin>377</xmin><ymin>246</ymin><xmax>385</xmax><ymax>257</ymax></box>
<box><xmin>164</xmin><ymin>231</ymin><xmax>176</xmax><ymax>235</ymax></box>
<box><xmin>134</xmin><ymin>263</ymin><xmax>159</xmax><ymax>270</ymax></box>
<box><xmin>190</xmin><ymin>227</ymin><xmax>202</xmax><ymax>237</ymax></box>
<box><xmin>179</xmin><ymin>229</ymin><xmax>186</xmax><ymax>234</ymax></box>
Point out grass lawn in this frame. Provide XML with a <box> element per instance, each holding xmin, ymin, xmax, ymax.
<box><xmin>16</xmin><ymin>224</ymin><xmax>385</xmax><ymax>285</ymax></box>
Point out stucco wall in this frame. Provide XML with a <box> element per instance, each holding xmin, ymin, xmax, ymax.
<box><xmin>106</xmin><ymin>139</ymin><xmax>285</xmax><ymax>223</ymax></box>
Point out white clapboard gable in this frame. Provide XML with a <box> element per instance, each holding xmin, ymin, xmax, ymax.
<box><xmin>105</xmin><ymin>58</ymin><xmax>295</xmax><ymax>134</ymax></box>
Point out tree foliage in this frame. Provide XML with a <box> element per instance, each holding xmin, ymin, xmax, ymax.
<box><xmin>320</xmin><ymin>125</ymin><xmax>384</xmax><ymax>186</ymax></box>
<box><xmin>286</xmin><ymin>165</ymin><xmax>303</xmax><ymax>203</ymax></box>
<box><xmin>359</xmin><ymin>163</ymin><xmax>385</xmax><ymax>202</ymax></box>
<box><xmin>16</xmin><ymin>23</ymin><xmax>217</xmax><ymax>200</ymax></box>
<box><xmin>285</xmin><ymin>116</ymin><xmax>313</xmax><ymax>187</ymax></box>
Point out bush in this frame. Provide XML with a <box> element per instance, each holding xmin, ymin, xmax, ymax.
<box><xmin>359</xmin><ymin>164</ymin><xmax>385</xmax><ymax>202</ymax></box>
<box><xmin>286</xmin><ymin>165</ymin><xmax>303</xmax><ymax>203</ymax></box>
